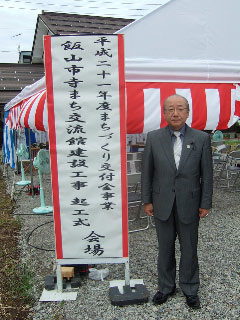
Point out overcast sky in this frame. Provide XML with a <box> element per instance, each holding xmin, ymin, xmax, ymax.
<box><xmin>0</xmin><ymin>0</ymin><xmax>169</xmax><ymax>63</ymax></box>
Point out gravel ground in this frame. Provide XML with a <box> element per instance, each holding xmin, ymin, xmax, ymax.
<box><xmin>1</xmin><ymin>163</ymin><xmax>240</xmax><ymax>320</ymax></box>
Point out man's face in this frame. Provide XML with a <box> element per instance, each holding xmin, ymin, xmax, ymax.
<box><xmin>163</xmin><ymin>96</ymin><xmax>189</xmax><ymax>130</ymax></box>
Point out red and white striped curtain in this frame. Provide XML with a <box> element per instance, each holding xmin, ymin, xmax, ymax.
<box><xmin>5</xmin><ymin>102</ymin><xmax>22</xmax><ymax>130</ymax></box>
<box><xmin>5</xmin><ymin>89</ymin><xmax>48</xmax><ymax>131</ymax></box>
<box><xmin>18</xmin><ymin>89</ymin><xmax>47</xmax><ymax>131</ymax></box>
<box><xmin>5</xmin><ymin>81</ymin><xmax>240</xmax><ymax>134</ymax></box>
<box><xmin>126</xmin><ymin>82</ymin><xmax>240</xmax><ymax>133</ymax></box>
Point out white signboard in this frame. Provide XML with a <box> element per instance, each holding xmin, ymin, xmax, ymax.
<box><xmin>44</xmin><ymin>35</ymin><xmax>128</xmax><ymax>260</ymax></box>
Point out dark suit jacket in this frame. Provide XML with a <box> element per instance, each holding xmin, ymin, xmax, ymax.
<box><xmin>141</xmin><ymin>125</ymin><xmax>213</xmax><ymax>224</ymax></box>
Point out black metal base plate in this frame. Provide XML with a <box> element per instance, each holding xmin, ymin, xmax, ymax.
<box><xmin>44</xmin><ymin>274</ymin><xmax>81</xmax><ymax>291</ymax></box>
<box><xmin>109</xmin><ymin>284</ymin><xmax>149</xmax><ymax>306</ymax></box>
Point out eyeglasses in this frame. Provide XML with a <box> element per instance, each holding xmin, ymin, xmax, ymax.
<box><xmin>165</xmin><ymin>107</ymin><xmax>188</xmax><ymax>114</ymax></box>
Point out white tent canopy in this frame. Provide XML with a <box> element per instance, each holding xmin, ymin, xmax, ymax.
<box><xmin>4</xmin><ymin>77</ymin><xmax>46</xmax><ymax>112</ymax></box>
<box><xmin>117</xmin><ymin>0</ymin><xmax>240</xmax><ymax>83</ymax></box>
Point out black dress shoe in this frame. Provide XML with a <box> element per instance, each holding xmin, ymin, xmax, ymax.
<box><xmin>185</xmin><ymin>295</ymin><xmax>200</xmax><ymax>309</ymax></box>
<box><xmin>152</xmin><ymin>286</ymin><xmax>176</xmax><ymax>305</ymax></box>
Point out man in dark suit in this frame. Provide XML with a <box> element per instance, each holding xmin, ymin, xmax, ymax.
<box><xmin>141</xmin><ymin>94</ymin><xmax>213</xmax><ymax>309</ymax></box>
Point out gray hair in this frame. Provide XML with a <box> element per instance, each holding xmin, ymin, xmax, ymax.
<box><xmin>163</xmin><ymin>94</ymin><xmax>190</xmax><ymax>111</ymax></box>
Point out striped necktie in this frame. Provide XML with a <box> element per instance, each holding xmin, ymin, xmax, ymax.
<box><xmin>173</xmin><ymin>131</ymin><xmax>182</xmax><ymax>169</ymax></box>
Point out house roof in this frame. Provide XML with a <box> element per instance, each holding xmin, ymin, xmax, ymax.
<box><xmin>32</xmin><ymin>11</ymin><xmax>134</xmax><ymax>63</ymax></box>
<box><xmin>0</xmin><ymin>63</ymin><xmax>44</xmax><ymax>105</ymax></box>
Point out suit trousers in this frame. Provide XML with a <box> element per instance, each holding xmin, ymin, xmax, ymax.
<box><xmin>154</xmin><ymin>199</ymin><xmax>200</xmax><ymax>296</ymax></box>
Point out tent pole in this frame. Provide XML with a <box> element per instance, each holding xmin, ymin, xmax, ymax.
<box><xmin>11</xmin><ymin>130</ymin><xmax>17</xmax><ymax>198</ymax></box>
<box><xmin>14</xmin><ymin>129</ymin><xmax>20</xmax><ymax>174</ymax></box>
<box><xmin>13</xmin><ymin>129</ymin><xmax>17</xmax><ymax>171</ymax></box>
<box><xmin>28</xmin><ymin>128</ymin><xmax>34</xmax><ymax>198</ymax></box>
